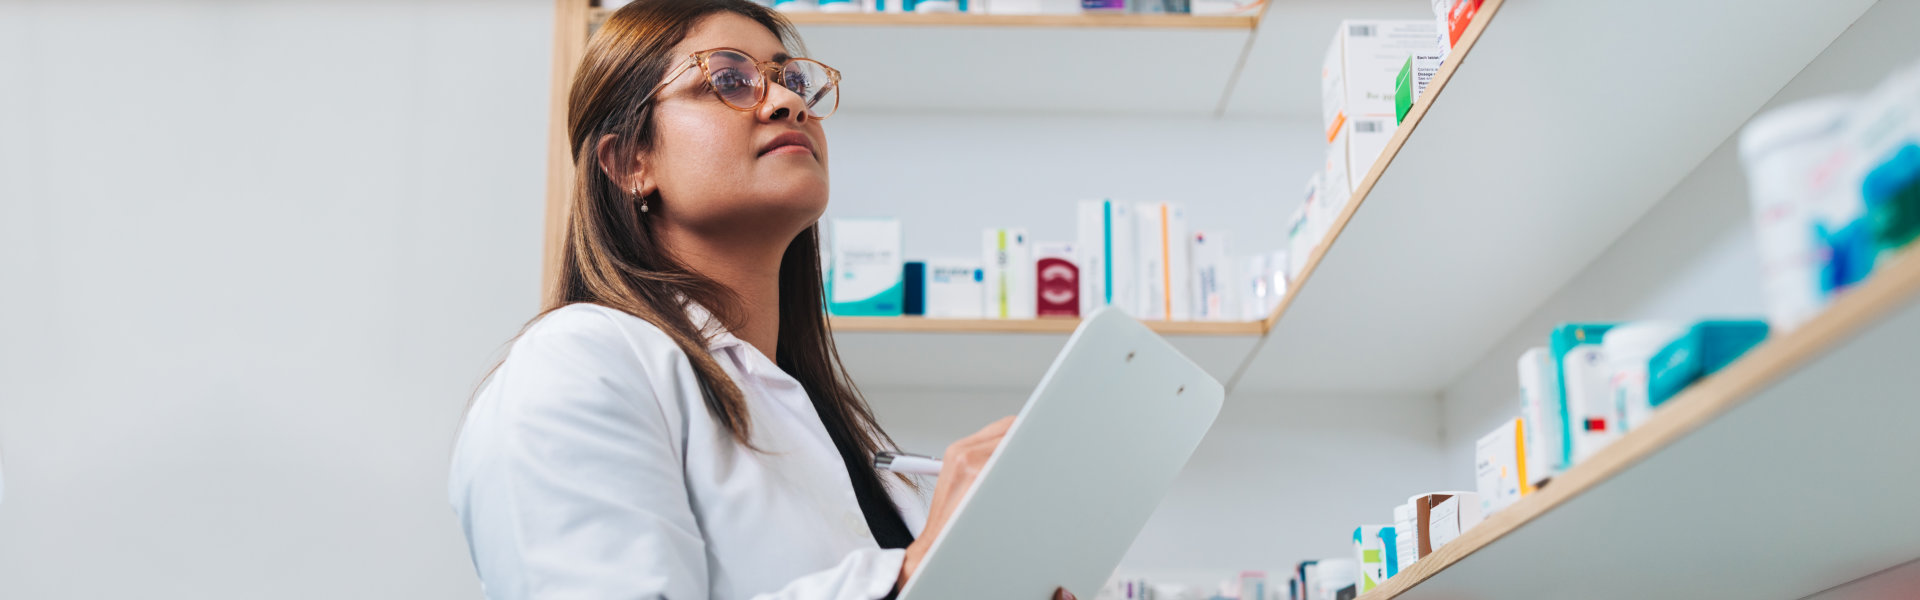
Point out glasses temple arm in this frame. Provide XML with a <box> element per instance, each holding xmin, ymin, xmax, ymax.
<box><xmin>635</xmin><ymin>57</ymin><xmax>702</xmax><ymax>110</ymax></box>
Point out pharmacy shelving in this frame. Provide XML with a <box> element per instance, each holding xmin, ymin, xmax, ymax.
<box><xmin>581</xmin><ymin>5</ymin><xmax>1261</xmax><ymax>115</ymax></box>
<box><xmin>597</xmin><ymin>8</ymin><xmax>1258</xmax><ymax>29</ymax></box>
<box><xmin>830</xmin><ymin>317</ymin><xmax>1263</xmax><ymax>389</ymax></box>
<box><xmin>1228</xmin><ymin>0</ymin><xmax>1883</xmax><ymax>394</ymax></box>
<box><xmin>829</xmin><ymin>315</ymin><xmax>1261</xmax><ymax>335</ymax></box>
<box><xmin>1358</xmin><ymin>251</ymin><xmax>1920</xmax><ymax>600</ymax></box>
<box><xmin>544</xmin><ymin>0</ymin><xmax>1887</xmax><ymax>392</ymax></box>
<box><xmin>544</xmin><ymin>0</ymin><xmax>1883</xmax><ymax>392</ymax></box>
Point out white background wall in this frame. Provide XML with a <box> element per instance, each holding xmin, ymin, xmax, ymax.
<box><xmin>0</xmin><ymin>2</ymin><xmax>552</xmax><ymax>598</ymax></box>
<box><xmin>821</xmin><ymin>113</ymin><xmax>1318</xmax><ymax>263</ymax></box>
<box><xmin>0</xmin><ymin>1</ymin><xmax>1326</xmax><ymax>597</ymax></box>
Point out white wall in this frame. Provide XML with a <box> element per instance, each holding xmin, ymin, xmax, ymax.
<box><xmin>1434</xmin><ymin>0</ymin><xmax>1920</xmax><ymax>484</ymax></box>
<box><xmin>0</xmin><ymin>2</ymin><xmax>551</xmax><ymax>598</ymax></box>
<box><xmin>867</xmin><ymin>388</ymin><xmax>1448</xmax><ymax>588</ymax></box>
<box><xmin>822</xmin><ymin>113</ymin><xmax>1319</xmax><ymax>263</ymax></box>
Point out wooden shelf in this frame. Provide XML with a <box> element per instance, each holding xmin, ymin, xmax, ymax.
<box><xmin>831</xmin><ymin>319</ymin><xmax>1264</xmax><ymax>391</ymax></box>
<box><xmin>830</xmin><ymin>316</ymin><xmax>1265</xmax><ymax>336</ymax></box>
<box><xmin>785</xmin><ymin>11</ymin><xmax>1254</xmax><ymax>29</ymax></box>
<box><xmin>575</xmin><ymin>3</ymin><xmax>1254</xmax><ymax>115</ymax></box>
<box><xmin>591</xmin><ymin>7</ymin><xmax>1255</xmax><ymax>29</ymax></box>
<box><xmin>1229</xmin><ymin>0</ymin><xmax>1883</xmax><ymax>394</ymax></box>
<box><xmin>1359</xmin><ymin>250</ymin><xmax>1920</xmax><ymax>600</ymax></box>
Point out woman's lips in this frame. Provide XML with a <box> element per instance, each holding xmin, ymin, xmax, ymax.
<box><xmin>759</xmin><ymin>131</ymin><xmax>816</xmax><ymax>158</ymax></box>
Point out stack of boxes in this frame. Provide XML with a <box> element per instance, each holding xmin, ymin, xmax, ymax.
<box><xmin>1288</xmin><ymin>20</ymin><xmax>1442</xmax><ymax>287</ymax></box>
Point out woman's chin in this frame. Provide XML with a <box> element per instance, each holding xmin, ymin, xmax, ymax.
<box><xmin>756</xmin><ymin>176</ymin><xmax>829</xmax><ymax>211</ymax></box>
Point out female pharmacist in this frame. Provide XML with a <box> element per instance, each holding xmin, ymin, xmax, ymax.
<box><xmin>445</xmin><ymin>1</ymin><xmax>1071</xmax><ymax>599</ymax></box>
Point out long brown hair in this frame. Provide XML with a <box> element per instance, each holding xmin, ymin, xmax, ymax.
<box><xmin>540</xmin><ymin>0</ymin><xmax>899</xmax><ymax>470</ymax></box>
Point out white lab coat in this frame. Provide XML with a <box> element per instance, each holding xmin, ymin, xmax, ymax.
<box><xmin>449</xmin><ymin>302</ymin><xmax>930</xmax><ymax>600</ymax></box>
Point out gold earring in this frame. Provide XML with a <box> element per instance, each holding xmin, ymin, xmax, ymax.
<box><xmin>632</xmin><ymin>186</ymin><xmax>649</xmax><ymax>213</ymax></box>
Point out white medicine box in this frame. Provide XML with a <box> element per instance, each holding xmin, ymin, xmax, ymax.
<box><xmin>1473</xmin><ymin>418</ymin><xmax>1529</xmax><ymax>516</ymax></box>
<box><xmin>1321</xmin><ymin>19</ymin><xmax>1439</xmax><ymax>193</ymax></box>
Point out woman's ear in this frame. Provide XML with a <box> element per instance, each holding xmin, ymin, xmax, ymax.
<box><xmin>595</xmin><ymin>133</ymin><xmax>657</xmax><ymax>198</ymax></box>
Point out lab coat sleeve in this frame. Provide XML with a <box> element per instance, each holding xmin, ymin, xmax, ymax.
<box><xmin>460</xmin><ymin>311</ymin><xmax>710</xmax><ymax>600</ymax></box>
<box><xmin>458</xmin><ymin>308</ymin><xmax>908</xmax><ymax>600</ymax></box>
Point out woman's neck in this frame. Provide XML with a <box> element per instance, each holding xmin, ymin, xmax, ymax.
<box><xmin>657</xmin><ymin>227</ymin><xmax>787</xmax><ymax>359</ymax></box>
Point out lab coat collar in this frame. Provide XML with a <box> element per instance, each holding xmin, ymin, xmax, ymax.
<box><xmin>682</xmin><ymin>299</ymin><xmax>933</xmax><ymax>537</ymax></box>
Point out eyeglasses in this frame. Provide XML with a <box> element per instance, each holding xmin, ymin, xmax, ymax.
<box><xmin>639</xmin><ymin>48</ymin><xmax>842</xmax><ymax>120</ymax></box>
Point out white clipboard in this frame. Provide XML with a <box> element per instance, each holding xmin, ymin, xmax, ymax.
<box><xmin>897</xmin><ymin>307</ymin><xmax>1226</xmax><ymax>600</ymax></box>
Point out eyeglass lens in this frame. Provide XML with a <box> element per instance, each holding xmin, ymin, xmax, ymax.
<box><xmin>702</xmin><ymin>50</ymin><xmax>766</xmax><ymax>111</ymax></box>
<box><xmin>703</xmin><ymin>50</ymin><xmax>839</xmax><ymax>119</ymax></box>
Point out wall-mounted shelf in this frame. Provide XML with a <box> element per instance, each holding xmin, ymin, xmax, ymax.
<box><xmin>828</xmin><ymin>316</ymin><xmax>1264</xmax><ymax>390</ymax></box>
<box><xmin>831</xmin><ymin>325</ymin><xmax>1262</xmax><ymax>391</ymax></box>
<box><xmin>830</xmin><ymin>316</ymin><xmax>1264</xmax><ymax>336</ymax></box>
<box><xmin>1229</xmin><ymin>0</ymin><xmax>1882</xmax><ymax>394</ymax></box>
<box><xmin>573</xmin><ymin>1</ymin><xmax>1262</xmax><ymax>117</ymax></box>
<box><xmin>593</xmin><ymin>7</ymin><xmax>1256</xmax><ymax>29</ymax></box>
<box><xmin>1359</xmin><ymin>251</ymin><xmax>1920</xmax><ymax>600</ymax></box>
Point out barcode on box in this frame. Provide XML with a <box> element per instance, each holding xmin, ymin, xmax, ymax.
<box><xmin>1355</xmin><ymin>121</ymin><xmax>1382</xmax><ymax>133</ymax></box>
<box><xmin>1349</xmin><ymin>24</ymin><xmax>1376</xmax><ymax>37</ymax></box>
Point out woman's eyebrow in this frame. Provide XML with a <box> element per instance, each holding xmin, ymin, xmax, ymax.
<box><xmin>771</xmin><ymin>52</ymin><xmax>791</xmax><ymax>64</ymax></box>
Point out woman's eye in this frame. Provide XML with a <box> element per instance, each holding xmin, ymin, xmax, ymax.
<box><xmin>710</xmin><ymin>69</ymin><xmax>751</xmax><ymax>92</ymax></box>
<box><xmin>782</xmin><ymin>71</ymin><xmax>810</xmax><ymax>93</ymax></box>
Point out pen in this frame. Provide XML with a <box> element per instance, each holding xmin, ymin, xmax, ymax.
<box><xmin>874</xmin><ymin>451</ymin><xmax>943</xmax><ymax>476</ymax></box>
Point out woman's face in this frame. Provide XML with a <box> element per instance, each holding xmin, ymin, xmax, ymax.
<box><xmin>631</xmin><ymin>13</ymin><xmax>829</xmax><ymax>244</ymax></box>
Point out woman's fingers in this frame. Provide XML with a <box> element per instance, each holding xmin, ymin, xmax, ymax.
<box><xmin>1053</xmin><ymin>588</ymin><xmax>1076</xmax><ymax>600</ymax></box>
<box><xmin>944</xmin><ymin>416</ymin><xmax>1014</xmax><ymax>476</ymax></box>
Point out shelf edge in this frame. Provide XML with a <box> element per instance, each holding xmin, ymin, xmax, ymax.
<box><xmin>1358</xmin><ymin>250</ymin><xmax>1920</xmax><ymax>600</ymax></box>
<box><xmin>588</xmin><ymin>7</ymin><xmax>1256</xmax><ymax>30</ymax></box>
<box><xmin>830</xmin><ymin>316</ymin><xmax>1267</xmax><ymax>336</ymax></box>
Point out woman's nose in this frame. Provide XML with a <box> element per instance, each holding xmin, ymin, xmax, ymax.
<box><xmin>759</xmin><ymin>81</ymin><xmax>810</xmax><ymax>125</ymax></box>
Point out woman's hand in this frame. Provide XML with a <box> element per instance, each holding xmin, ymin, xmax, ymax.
<box><xmin>895</xmin><ymin>416</ymin><xmax>1014</xmax><ymax>591</ymax></box>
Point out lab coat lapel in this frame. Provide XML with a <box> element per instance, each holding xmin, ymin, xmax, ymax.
<box><xmin>687</xmin><ymin>302</ymin><xmax>880</xmax><ymax>540</ymax></box>
<box><xmin>688</xmin><ymin>300</ymin><xmax>930</xmax><ymax>541</ymax></box>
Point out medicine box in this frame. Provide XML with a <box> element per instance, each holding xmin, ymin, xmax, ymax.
<box><xmin>1352</xmin><ymin>525</ymin><xmax>1393</xmax><ymax>592</ymax></box>
<box><xmin>1135</xmin><ymin>202</ymin><xmax>1192</xmax><ymax>321</ymax></box>
<box><xmin>1313</xmin><ymin>558</ymin><xmax>1358</xmax><ymax>600</ymax></box>
<box><xmin>902</xmin><ymin>262</ymin><xmax>925</xmax><ymax>316</ymax></box>
<box><xmin>827</xmin><ymin>218</ymin><xmax>904</xmax><ymax>317</ymax></box>
<box><xmin>1517</xmin><ymin>347</ymin><xmax>1565</xmax><ymax>484</ymax></box>
<box><xmin>1034</xmin><ymin>242</ymin><xmax>1080</xmax><ymax>318</ymax></box>
<box><xmin>981</xmin><ymin>228</ymin><xmax>1035</xmax><ymax>319</ymax></box>
<box><xmin>1647</xmin><ymin>319</ymin><xmax>1770</xmax><ymax>406</ymax></box>
<box><xmin>1392</xmin><ymin>502</ymin><xmax>1419</xmax><ymax>571</ymax></box>
<box><xmin>1076</xmin><ymin>199</ymin><xmax>1136</xmax><ymax>318</ymax></box>
<box><xmin>1322</xmin><ymin>19</ymin><xmax>1439</xmax><ymax>193</ymax></box>
<box><xmin>1422</xmin><ymin>491</ymin><xmax>1483</xmax><ymax>552</ymax></box>
<box><xmin>1287</xmin><ymin>176</ymin><xmax>1319</xmax><ymax>283</ymax></box>
<box><xmin>923</xmin><ymin>259</ymin><xmax>985</xmax><ymax>319</ymax></box>
<box><xmin>1473</xmin><ymin>418</ymin><xmax>1529</xmax><ymax>516</ymax></box>
<box><xmin>1190</xmin><ymin>231</ymin><xmax>1234</xmax><ymax>321</ymax></box>
<box><xmin>1550</xmin><ymin>323</ymin><xmax>1618</xmax><ymax>465</ymax></box>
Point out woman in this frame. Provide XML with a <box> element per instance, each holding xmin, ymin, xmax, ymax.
<box><xmin>447</xmin><ymin>1</ymin><xmax>1074</xmax><ymax>599</ymax></box>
